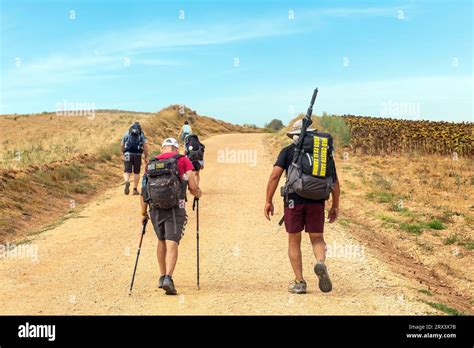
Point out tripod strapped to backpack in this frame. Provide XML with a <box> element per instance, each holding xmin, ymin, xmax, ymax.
<box><xmin>278</xmin><ymin>88</ymin><xmax>319</xmax><ymax>226</ymax></box>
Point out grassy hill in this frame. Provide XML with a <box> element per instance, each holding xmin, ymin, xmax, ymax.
<box><xmin>0</xmin><ymin>106</ymin><xmax>258</xmax><ymax>242</ymax></box>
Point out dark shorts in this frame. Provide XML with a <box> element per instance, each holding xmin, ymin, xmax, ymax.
<box><xmin>284</xmin><ymin>203</ymin><xmax>325</xmax><ymax>233</ymax></box>
<box><xmin>149</xmin><ymin>206</ymin><xmax>187</xmax><ymax>244</ymax></box>
<box><xmin>124</xmin><ymin>153</ymin><xmax>142</xmax><ymax>174</ymax></box>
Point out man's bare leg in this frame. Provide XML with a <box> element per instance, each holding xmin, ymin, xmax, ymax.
<box><xmin>123</xmin><ymin>172</ymin><xmax>130</xmax><ymax>183</ymax></box>
<box><xmin>133</xmin><ymin>173</ymin><xmax>140</xmax><ymax>190</ymax></box>
<box><xmin>309</xmin><ymin>232</ymin><xmax>326</xmax><ymax>262</ymax></box>
<box><xmin>157</xmin><ymin>240</ymin><xmax>167</xmax><ymax>276</ymax></box>
<box><xmin>288</xmin><ymin>232</ymin><xmax>303</xmax><ymax>281</ymax></box>
<box><xmin>165</xmin><ymin>240</ymin><xmax>179</xmax><ymax>276</ymax></box>
<box><xmin>309</xmin><ymin>232</ymin><xmax>332</xmax><ymax>292</ymax></box>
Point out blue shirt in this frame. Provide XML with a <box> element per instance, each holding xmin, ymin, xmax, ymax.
<box><xmin>121</xmin><ymin>132</ymin><xmax>147</xmax><ymax>154</ymax></box>
<box><xmin>181</xmin><ymin>125</ymin><xmax>192</xmax><ymax>134</ymax></box>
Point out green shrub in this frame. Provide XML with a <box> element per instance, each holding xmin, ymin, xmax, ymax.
<box><xmin>376</xmin><ymin>214</ymin><xmax>400</xmax><ymax>223</ymax></box>
<box><xmin>399</xmin><ymin>223</ymin><xmax>423</xmax><ymax>235</ymax></box>
<box><xmin>366</xmin><ymin>190</ymin><xmax>395</xmax><ymax>203</ymax></box>
<box><xmin>444</xmin><ymin>234</ymin><xmax>458</xmax><ymax>245</ymax></box>
<box><xmin>424</xmin><ymin>302</ymin><xmax>464</xmax><ymax>316</ymax></box>
<box><xmin>265</xmin><ymin>119</ymin><xmax>285</xmax><ymax>132</ymax></box>
<box><xmin>425</xmin><ymin>219</ymin><xmax>446</xmax><ymax>230</ymax></box>
<box><xmin>318</xmin><ymin>113</ymin><xmax>352</xmax><ymax>148</ymax></box>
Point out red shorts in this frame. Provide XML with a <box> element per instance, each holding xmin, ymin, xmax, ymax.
<box><xmin>284</xmin><ymin>203</ymin><xmax>325</xmax><ymax>233</ymax></box>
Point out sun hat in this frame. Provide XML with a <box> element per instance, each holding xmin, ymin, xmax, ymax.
<box><xmin>286</xmin><ymin>119</ymin><xmax>315</xmax><ymax>138</ymax></box>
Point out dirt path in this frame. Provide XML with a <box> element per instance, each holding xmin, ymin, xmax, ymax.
<box><xmin>0</xmin><ymin>133</ymin><xmax>437</xmax><ymax>315</ymax></box>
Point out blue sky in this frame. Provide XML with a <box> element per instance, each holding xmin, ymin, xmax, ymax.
<box><xmin>1</xmin><ymin>0</ymin><xmax>472</xmax><ymax>125</ymax></box>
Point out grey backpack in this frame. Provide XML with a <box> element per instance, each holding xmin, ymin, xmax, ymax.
<box><xmin>146</xmin><ymin>154</ymin><xmax>183</xmax><ymax>209</ymax></box>
<box><xmin>282</xmin><ymin>132</ymin><xmax>335</xmax><ymax>201</ymax></box>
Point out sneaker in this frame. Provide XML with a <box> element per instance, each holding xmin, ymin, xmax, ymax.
<box><xmin>124</xmin><ymin>181</ymin><xmax>130</xmax><ymax>195</ymax></box>
<box><xmin>314</xmin><ymin>261</ymin><xmax>332</xmax><ymax>293</ymax></box>
<box><xmin>158</xmin><ymin>275</ymin><xmax>165</xmax><ymax>289</ymax></box>
<box><xmin>133</xmin><ymin>188</ymin><xmax>140</xmax><ymax>195</ymax></box>
<box><xmin>288</xmin><ymin>279</ymin><xmax>307</xmax><ymax>294</ymax></box>
<box><xmin>162</xmin><ymin>275</ymin><xmax>177</xmax><ymax>295</ymax></box>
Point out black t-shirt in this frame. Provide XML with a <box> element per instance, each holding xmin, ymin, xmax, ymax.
<box><xmin>274</xmin><ymin>143</ymin><xmax>338</xmax><ymax>205</ymax></box>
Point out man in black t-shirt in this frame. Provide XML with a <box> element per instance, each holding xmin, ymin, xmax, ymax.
<box><xmin>264</xmin><ymin>119</ymin><xmax>340</xmax><ymax>294</ymax></box>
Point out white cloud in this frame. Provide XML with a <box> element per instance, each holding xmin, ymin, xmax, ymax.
<box><xmin>2</xmin><ymin>13</ymin><xmax>309</xmax><ymax>96</ymax></box>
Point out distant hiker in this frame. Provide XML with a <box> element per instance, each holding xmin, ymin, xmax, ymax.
<box><xmin>141</xmin><ymin>137</ymin><xmax>202</xmax><ymax>295</ymax></box>
<box><xmin>121</xmin><ymin>122</ymin><xmax>148</xmax><ymax>195</ymax></box>
<box><xmin>264</xmin><ymin>119</ymin><xmax>340</xmax><ymax>294</ymax></box>
<box><xmin>184</xmin><ymin>134</ymin><xmax>205</xmax><ymax>186</ymax></box>
<box><xmin>179</xmin><ymin>120</ymin><xmax>192</xmax><ymax>142</ymax></box>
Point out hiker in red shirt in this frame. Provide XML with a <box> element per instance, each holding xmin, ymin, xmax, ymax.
<box><xmin>140</xmin><ymin>137</ymin><xmax>202</xmax><ymax>295</ymax></box>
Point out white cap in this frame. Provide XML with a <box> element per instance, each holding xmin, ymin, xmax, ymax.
<box><xmin>161</xmin><ymin>137</ymin><xmax>179</xmax><ymax>148</ymax></box>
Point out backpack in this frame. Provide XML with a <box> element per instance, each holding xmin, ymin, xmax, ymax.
<box><xmin>145</xmin><ymin>154</ymin><xmax>183</xmax><ymax>209</ymax></box>
<box><xmin>185</xmin><ymin>134</ymin><xmax>205</xmax><ymax>162</ymax></box>
<box><xmin>281</xmin><ymin>132</ymin><xmax>336</xmax><ymax>201</ymax></box>
<box><xmin>124</xmin><ymin>124</ymin><xmax>145</xmax><ymax>154</ymax></box>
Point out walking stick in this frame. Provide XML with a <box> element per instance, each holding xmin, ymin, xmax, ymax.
<box><xmin>193</xmin><ymin>197</ymin><xmax>200</xmax><ymax>290</ymax></box>
<box><xmin>128</xmin><ymin>219</ymin><xmax>148</xmax><ymax>295</ymax></box>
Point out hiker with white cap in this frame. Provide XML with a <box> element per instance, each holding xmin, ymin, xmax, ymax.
<box><xmin>140</xmin><ymin>137</ymin><xmax>202</xmax><ymax>295</ymax></box>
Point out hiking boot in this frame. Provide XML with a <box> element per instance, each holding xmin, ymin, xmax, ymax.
<box><xmin>158</xmin><ymin>275</ymin><xmax>165</xmax><ymax>289</ymax></box>
<box><xmin>314</xmin><ymin>261</ymin><xmax>333</xmax><ymax>293</ymax></box>
<box><xmin>133</xmin><ymin>188</ymin><xmax>140</xmax><ymax>195</ymax></box>
<box><xmin>162</xmin><ymin>275</ymin><xmax>177</xmax><ymax>295</ymax></box>
<box><xmin>288</xmin><ymin>279</ymin><xmax>307</xmax><ymax>294</ymax></box>
<box><xmin>124</xmin><ymin>181</ymin><xmax>130</xmax><ymax>195</ymax></box>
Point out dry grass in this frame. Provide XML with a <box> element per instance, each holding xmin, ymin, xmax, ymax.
<box><xmin>338</xmin><ymin>153</ymin><xmax>473</xmax><ymax>313</ymax></box>
<box><xmin>0</xmin><ymin>111</ymin><xmax>153</xmax><ymax>169</ymax></box>
<box><xmin>142</xmin><ymin>104</ymin><xmax>258</xmax><ymax>151</ymax></box>
<box><xmin>0</xmin><ymin>106</ymin><xmax>258</xmax><ymax>242</ymax></box>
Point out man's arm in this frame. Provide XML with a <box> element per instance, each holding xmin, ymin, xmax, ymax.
<box><xmin>264</xmin><ymin>166</ymin><xmax>284</xmax><ymax>220</ymax></box>
<box><xmin>186</xmin><ymin>170</ymin><xmax>202</xmax><ymax>198</ymax></box>
<box><xmin>140</xmin><ymin>195</ymin><xmax>149</xmax><ymax>224</ymax></box>
<box><xmin>121</xmin><ymin>134</ymin><xmax>126</xmax><ymax>160</ymax></box>
<box><xmin>328</xmin><ymin>180</ymin><xmax>340</xmax><ymax>223</ymax></box>
<box><xmin>143</xmin><ymin>143</ymin><xmax>149</xmax><ymax>162</ymax></box>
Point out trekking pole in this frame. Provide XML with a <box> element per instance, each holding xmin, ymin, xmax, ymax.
<box><xmin>128</xmin><ymin>219</ymin><xmax>148</xmax><ymax>296</ymax></box>
<box><xmin>193</xmin><ymin>197</ymin><xmax>200</xmax><ymax>290</ymax></box>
